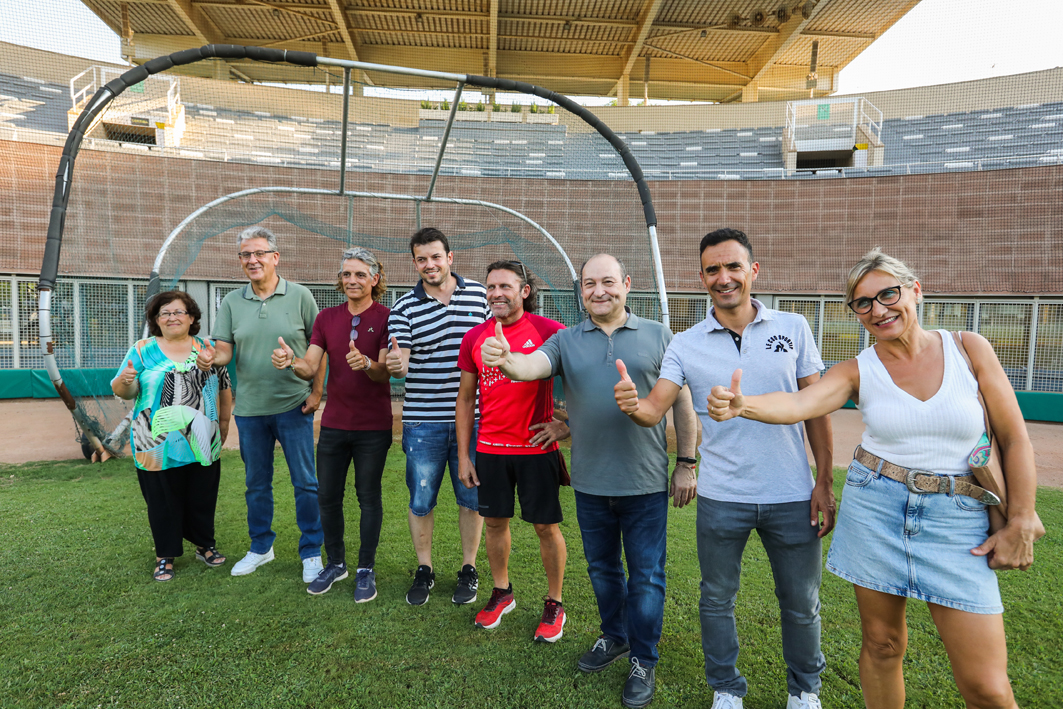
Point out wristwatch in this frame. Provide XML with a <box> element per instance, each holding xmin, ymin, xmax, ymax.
<box><xmin>676</xmin><ymin>456</ymin><xmax>697</xmax><ymax>467</ymax></box>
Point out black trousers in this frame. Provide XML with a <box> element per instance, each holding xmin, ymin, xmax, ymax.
<box><xmin>137</xmin><ymin>459</ymin><xmax>221</xmax><ymax>559</ymax></box>
<box><xmin>316</xmin><ymin>427</ymin><xmax>392</xmax><ymax>568</ymax></box>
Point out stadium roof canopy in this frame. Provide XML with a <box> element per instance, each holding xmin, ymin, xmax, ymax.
<box><xmin>80</xmin><ymin>0</ymin><xmax>922</xmax><ymax>103</ymax></box>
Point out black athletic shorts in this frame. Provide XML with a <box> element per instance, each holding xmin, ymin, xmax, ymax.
<box><xmin>476</xmin><ymin>450</ymin><xmax>563</xmax><ymax>525</ymax></box>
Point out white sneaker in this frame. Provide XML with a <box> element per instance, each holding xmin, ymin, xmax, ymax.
<box><xmin>230</xmin><ymin>548</ymin><xmax>274</xmax><ymax>576</ymax></box>
<box><xmin>786</xmin><ymin>692</ymin><xmax>822</xmax><ymax>709</ymax></box>
<box><xmin>711</xmin><ymin>692</ymin><xmax>744</xmax><ymax>709</ymax></box>
<box><xmin>302</xmin><ymin>555</ymin><xmax>323</xmax><ymax>583</ymax></box>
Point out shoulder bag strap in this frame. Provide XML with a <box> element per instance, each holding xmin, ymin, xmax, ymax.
<box><xmin>951</xmin><ymin>330</ymin><xmax>994</xmax><ymax>445</ymax></box>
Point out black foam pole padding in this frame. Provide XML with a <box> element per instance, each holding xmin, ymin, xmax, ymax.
<box><xmin>37</xmin><ymin>45</ymin><xmax>320</xmax><ymax>289</ymax></box>
<box><xmin>464</xmin><ymin>74</ymin><xmax>657</xmax><ymax>229</ymax></box>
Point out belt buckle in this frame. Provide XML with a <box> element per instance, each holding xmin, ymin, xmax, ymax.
<box><xmin>904</xmin><ymin>468</ymin><xmax>932</xmax><ymax>494</ymax></box>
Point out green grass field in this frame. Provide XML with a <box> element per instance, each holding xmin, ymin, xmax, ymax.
<box><xmin>1</xmin><ymin>450</ymin><xmax>1060</xmax><ymax>708</ymax></box>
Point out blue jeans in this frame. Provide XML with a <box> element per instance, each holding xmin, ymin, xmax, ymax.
<box><xmin>696</xmin><ymin>496</ymin><xmax>825</xmax><ymax>698</ymax></box>
<box><xmin>235</xmin><ymin>404</ymin><xmax>323</xmax><ymax>560</ymax></box>
<box><xmin>574</xmin><ymin>490</ymin><xmax>668</xmax><ymax>668</ymax></box>
<box><xmin>402</xmin><ymin>421</ymin><xmax>479</xmax><ymax>516</ymax></box>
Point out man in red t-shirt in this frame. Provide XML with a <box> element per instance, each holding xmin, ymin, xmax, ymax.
<box><xmin>456</xmin><ymin>260</ymin><xmax>571</xmax><ymax>643</ymax></box>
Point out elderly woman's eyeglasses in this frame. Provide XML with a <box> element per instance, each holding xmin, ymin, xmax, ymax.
<box><xmin>238</xmin><ymin>250</ymin><xmax>276</xmax><ymax>261</ymax></box>
<box><xmin>158</xmin><ymin>310</ymin><xmax>189</xmax><ymax>318</ymax></box>
<box><xmin>847</xmin><ymin>285</ymin><xmax>903</xmax><ymax>314</ymax></box>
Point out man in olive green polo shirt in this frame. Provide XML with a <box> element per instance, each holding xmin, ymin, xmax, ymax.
<box><xmin>199</xmin><ymin>225</ymin><xmax>325</xmax><ymax>582</ymax></box>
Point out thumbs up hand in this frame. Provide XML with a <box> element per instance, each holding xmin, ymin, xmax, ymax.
<box><xmin>196</xmin><ymin>339</ymin><xmax>216</xmax><ymax>371</ymax></box>
<box><xmin>346</xmin><ymin>339</ymin><xmax>369</xmax><ymax>372</ymax></box>
<box><xmin>272</xmin><ymin>336</ymin><xmax>295</xmax><ymax>370</ymax></box>
<box><xmin>613</xmin><ymin>359</ymin><xmax>640</xmax><ymax>414</ymax></box>
<box><xmin>119</xmin><ymin>358</ymin><xmax>138</xmax><ymax>386</ymax></box>
<box><xmin>708</xmin><ymin>369</ymin><xmax>744</xmax><ymax>421</ymax></box>
<box><xmin>386</xmin><ymin>336</ymin><xmax>405</xmax><ymax>377</ymax></box>
<box><xmin>481</xmin><ymin>320</ymin><xmax>511</xmax><ymax>369</ymax></box>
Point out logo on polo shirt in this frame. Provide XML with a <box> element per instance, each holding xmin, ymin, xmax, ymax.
<box><xmin>765</xmin><ymin>334</ymin><xmax>794</xmax><ymax>353</ymax></box>
<box><xmin>522</xmin><ymin>339</ymin><xmax>535</xmax><ymax>349</ymax></box>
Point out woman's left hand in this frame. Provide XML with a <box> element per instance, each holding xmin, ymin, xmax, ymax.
<box><xmin>971</xmin><ymin>511</ymin><xmax>1046</xmax><ymax>570</ymax></box>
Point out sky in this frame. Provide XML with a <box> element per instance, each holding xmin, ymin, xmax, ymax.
<box><xmin>1</xmin><ymin>0</ymin><xmax>1060</xmax><ymax>101</ymax></box>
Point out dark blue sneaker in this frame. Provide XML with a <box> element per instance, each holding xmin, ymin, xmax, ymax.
<box><xmin>307</xmin><ymin>562</ymin><xmax>348</xmax><ymax>596</ymax></box>
<box><xmin>354</xmin><ymin>568</ymin><xmax>377</xmax><ymax>603</ymax></box>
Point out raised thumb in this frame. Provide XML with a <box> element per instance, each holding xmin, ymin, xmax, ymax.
<box><xmin>390</xmin><ymin>336</ymin><xmax>400</xmax><ymax>352</ymax></box>
<box><xmin>495</xmin><ymin>319</ymin><xmax>505</xmax><ymax>342</ymax></box>
<box><xmin>349</xmin><ymin>340</ymin><xmax>358</xmax><ymax>352</ymax></box>
<box><xmin>616</xmin><ymin>359</ymin><xmax>632</xmax><ymax>383</ymax></box>
<box><xmin>278</xmin><ymin>336</ymin><xmax>288</xmax><ymax>350</ymax></box>
<box><xmin>127</xmin><ymin>359</ymin><xmax>135</xmax><ymax>370</ymax></box>
<box><xmin>731</xmin><ymin>368</ymin><xmax>743</xmax><ymax>394</ymax></box>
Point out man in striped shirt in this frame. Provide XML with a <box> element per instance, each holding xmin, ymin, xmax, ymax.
<box><xmin>386</xmin><ymin>228</ymin><xmax>491</xmax><ymax>607</ymax></box>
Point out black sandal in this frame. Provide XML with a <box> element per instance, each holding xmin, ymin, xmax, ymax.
<box><xmin>154</xmin><ymin>558</ymin><xmax>175</xmax><ymax>582</ymax></box>
<box><xmin>195</xmin><ymin>546</ymin><xmax>226</xmax><ymax>567</ymax></box>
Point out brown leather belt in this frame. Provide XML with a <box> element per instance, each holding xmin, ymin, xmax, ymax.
<box><xmin>854</xmin><ymin>446</ymin><xmax>1001</xmax><ymax>506</ymax></box>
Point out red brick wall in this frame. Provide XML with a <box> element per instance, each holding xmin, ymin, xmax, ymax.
<box><xmin>2</xmin><ymin>139</ymin><xmax>1060</xmax><ymax>295</ymax></box>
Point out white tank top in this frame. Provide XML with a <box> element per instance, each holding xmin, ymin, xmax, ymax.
<box><xmin>857</xmin><ymin>330</ymin><xmax>985</xmax><ymax>475</ymax></box>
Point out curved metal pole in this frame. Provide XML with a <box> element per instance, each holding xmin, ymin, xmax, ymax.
<box><xmin>152</xmin><ymin>186</ymin><xmax>579</xmax><ymax>284</ymax></box>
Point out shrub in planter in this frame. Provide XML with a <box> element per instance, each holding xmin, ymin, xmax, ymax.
<box><xmin>493</xmin><ymin>103</ymin><xmax>502</xmax><ymax>111</ymax></box>
<box><xmin>476</xmin><ymin>102</ymin><xmax>486</xmax><ymax>111</ymax></box>
<box><xmin>458</xmin><ymin>100</ymin><xmax>468</xmax><ymax>111</ymax></box>
<box><xmin>420</xmin><ymin>100</ymin><xmax>432</xmax><ymax>109</ymax></box>
<box><xmin>547</xmin><ymin>105</ymin><xmax>555</xmax><ymax>114</ymax></box>
<box><xmin>530</xmin><ymin>103</ymin><xmax>539</xmax><ymax>114</ymax></box>
<box><xmin>440</xmin><ymin>100</ymin><xmax>450</xmax><ymax>110</ymax></box>
<box><xmin>511</xmin><ymin>103</ymin><xmax>521</xmax><ymax>113</ymax></box>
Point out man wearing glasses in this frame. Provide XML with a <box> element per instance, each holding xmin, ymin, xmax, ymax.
<box><xmin>386</xmin><ymin>228</ymin><xmax>490</xmax><ymax>607</ymax></box>
<box><xmin>455</xmin><ymin>260</ymin><xmax>570</xmax><ymax>642</ymax></box>
<box><xmin>613</xmin><ymin>229</ymin><xmax>833</xmax><ymax>709</ymax></box>
<box><xmin>199</xmin><ymin>225</ymin><xmax>325</xmax><ymax>582</ymax></box>
<box><xmin>272</xmin><ymin>247</ymin><xmax>393</xmax><ymax>602</ymax></box>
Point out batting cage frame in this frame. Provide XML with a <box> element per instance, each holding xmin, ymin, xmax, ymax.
<box><xmin>37</xmin><ymin>44</ymin><xmax>668</xmax><ymax>460</ymax></box>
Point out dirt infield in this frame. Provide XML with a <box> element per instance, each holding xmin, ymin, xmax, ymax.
<box><xmin>4</xmin><ymin>398</ymin><xmax>1061</xmax><ymax>489</ymax></box>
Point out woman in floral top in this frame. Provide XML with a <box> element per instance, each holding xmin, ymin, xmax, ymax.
<box><xmin>112</xmin><ymin>291</ymin><xmax>233</xmax><ymax>582</ymax></box>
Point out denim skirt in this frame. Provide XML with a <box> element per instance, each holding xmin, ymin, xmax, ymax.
<box><xmin>826</xmin><ymin>458</ymin><xmax>1003</xmax><ymax>614</ymax></box>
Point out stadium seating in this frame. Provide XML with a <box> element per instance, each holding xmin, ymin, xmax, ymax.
<box><xmin>2</xmin><ymin>70</ymin><xmax>1061</xmax><ymax>180</ymax></box>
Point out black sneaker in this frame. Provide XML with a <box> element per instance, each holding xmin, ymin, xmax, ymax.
<box><xmin>577</xmin><ymin>635</ymin><xmax>631</xmax><ymax>673</ymax></box>
<box><xmin>622</xmin><ymin>658</ymin><xmax>655</xmax><ymax>708</ymax></box>
<box><xmin>406</xmin><ymin>565</ymin><xmax>435</xmax><ymax>606</ymax></box>
<box><xmin>306</xmin><ymin>562</ymin><xmax>348</xmax><ymax>596</ymax></box>
<box><xmin>451</xmin><ymin>564</ymin><xmax>479</xmax><ymax>605</ymax></box>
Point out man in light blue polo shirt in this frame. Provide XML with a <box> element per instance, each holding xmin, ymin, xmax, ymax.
<box><xmin>199</xmin><ymin>225</ymin><xmax>326</xmax><ymax>583</ymax></box>
<box><xmin>614</xmin><ymin>229</ymin><xmax>834</xmax><ymax>709</ymax></box>
<box><xmin>482</xmin><ymin>253</ymin><xmax>698</xmax><ymax>709</ymax></box>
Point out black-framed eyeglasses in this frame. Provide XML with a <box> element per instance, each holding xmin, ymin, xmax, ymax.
<box><xmin>158</xmin><ymin>309</ymin><xmax>189</xmax><ymax>318</ymax></box>
<box><xmin>847</xmin><ymin>284</ymin><xmax>904</xmax><ymax>314</ymax></box>
<box><xmin>350</xmin><ymin>315</ymin><xmax>360</xmax><ymax>341</ymax></box>
<box><xmin>238</xmin><ymin>249</ymin><xmax>276</xmax><ymax>261</ymax></box>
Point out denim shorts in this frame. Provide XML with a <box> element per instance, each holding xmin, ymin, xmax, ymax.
<box><xmin>826</xmin><ymin>458</ymin><xmax>1003</xmax><ymax>614</ymax></box>
<box><xmin>401</xmin><ymin>420</ymin><xmax>479</xmax><ymax>516</ymax></box>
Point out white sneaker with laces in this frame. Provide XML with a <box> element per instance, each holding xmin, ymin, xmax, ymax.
<box><xmin>711</xmin><ymin>692</ymin><xmax>743</xmax><ymax>709</ymax></box>
<box><xmin>230</xmin><ymin>547</ymin><xmax>275</xmax><ymax>576</ymax></box>
<box><xmin>302</xmin><ymin>556</ymin><xmax>324</xmax><ymax>583</ymax></box>
<box><xmin>786</xmin><ymin>691</ymin><xmax>822</xmax><ymax>709</ymax></box>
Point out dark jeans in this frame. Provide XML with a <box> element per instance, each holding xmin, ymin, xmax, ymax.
<box><xmin>137</xmin><ymin>459</ymin><xmax>221</xmax><ymax>558</ymax></box>
<box><xmin>574</xmin><ymin>490</ymin><xmax>669</xmax><ymax>667</ymax></box>
<box><xmin>696</xmin><ymin>496</ymin><xmax>825</xmax><ymax>698</ymax></box>
<box><xmin>317</xmin><ymin>427</ymin><xmax>392</xmax><ymax>569</ymax></box>
<box><xmin>235</xmin><ymin>404</ymin><xmax>323</xmax><ymax>560</ymax></box>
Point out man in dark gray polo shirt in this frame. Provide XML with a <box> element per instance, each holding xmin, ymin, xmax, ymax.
<box><xmin>481</xmin><ymin>253</ymin><xmax>697</xmax><ymax>709</ymax></box>
<box><xmin>199</xmin><ymin>225</ymin><xmax>326</xmax><ymax>583</ymax></box>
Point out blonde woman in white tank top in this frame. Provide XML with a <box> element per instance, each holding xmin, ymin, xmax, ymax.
<box><xmin>705</xmin><ymin>249</ymin><xmax>1043</xmax><ymax>709</ymax></box>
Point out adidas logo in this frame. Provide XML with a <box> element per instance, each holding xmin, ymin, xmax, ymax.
<box><xmin>522</xmin><ymin>339</ymin><xmax>535</xmax><ymax>348</ymax></box>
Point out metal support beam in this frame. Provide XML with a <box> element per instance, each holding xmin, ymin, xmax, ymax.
<box><xmin>339</xmin><ymin>67</ymin><xmax>350</xmax><ymax>195</ymax></box>
<box><xmin>746</xmin><ymin>3</ymin><xmax>823</xmax><ymax>85</ymax></box>
<box><xmin>324</xmin><ymin>0</ymin><xmax>362</xmax><ymax>63</ymax></box>
<box><xmin>164</xmin><ymin>0</ymin><xmax>223</xmax><ymax>44</ymax></box>
<box><xmin>488</xmin><ymin>0</ymin><xmax>499</xmax><ymax>80</ymax></box>
<box><xmin>426</xmin><ymin>82</ymin><xmax>465</xmax><ymax>201</ymax></box>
